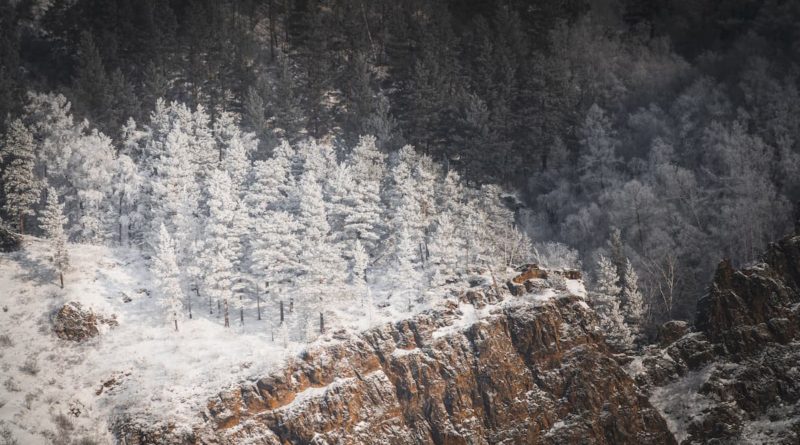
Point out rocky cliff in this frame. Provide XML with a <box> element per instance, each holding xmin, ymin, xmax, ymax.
<box><xmin>637</xmin><ymin>234</ymin><xmax>800</xmax><ymax>444</ymax></box>
<box><xmin>117</xmin><ymin>284</ymin><xmax>675</xmax><ymax>444</ymax></box>
<box><xmin>116</xmin><ymin>236</ymin><xmax>800</xmax><ymax>444</ymax></box>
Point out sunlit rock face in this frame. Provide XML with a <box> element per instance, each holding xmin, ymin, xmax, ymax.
<box><xmin>119</xmin><ymin>286</ymin><xmax>674</xmax><ymax>445</ymax></box>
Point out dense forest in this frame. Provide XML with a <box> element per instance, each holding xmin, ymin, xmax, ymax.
<box><xmin>2</xmin><ymin>0</ymin><xmax>800</xmax><ymax>330</ymax></box>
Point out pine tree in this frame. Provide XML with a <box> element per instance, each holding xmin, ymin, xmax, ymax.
<box><xmin>200</xmin><ymin>169</ymin><xmax>236</xmax><ymax>327</ymax></box>
<box><xmin>39</xmin><ymin>187</ymin><xmax>69</xmax><ymax>288</ymax></box>
<box><xmin>249</xmin><ymin>210</ymin><xmax>300</xmax><ymax>312</ymax></box>
<box><xmin>391</xmin><ymin>224</ymin><xmax>422</xmax><ymax>311</ymax></box>
<box><xmin>608</xmin><ymin>227</ymin><xmax>626</xmax><ymax>282</ymax></box>
<box><xmin>427</xmin><ymin>211</ymin><xmax>465</xmax><ymax>287</ymax></box>
<box><xmin>350</xmin><ymin>239</ymin><xmax>369</xmax><ymax>286</ymax></box>
<box><xmin>1</xmin><ymin>119</ymin><xmax>39</xmax><ymax>234</ymax></box>
<box><xmin>594</xmin><ymin>255</ymin><xmax>633</xmax><ymax>351</ymax></box>
<box><xmin>347</xmin><ymin>135</ymin><xmax>386</xmax><ymax>185</ymax></box>
<box><xmin>295</xmin><ymin>169</ymin><xmax>347</xmax><ymax>331</ymax></box>
<box><xmin>621</xmin><ymin>259</ymin><xmax>645</xmax><ymax>335</ymax></box>
<box><xmin>152</xmin><ymin>224</ymin><xmax>183</xmax><ymax>331</ymax></box>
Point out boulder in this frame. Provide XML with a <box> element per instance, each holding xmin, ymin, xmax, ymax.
<box><xmin>53</xmin><ymin>302</ymin><xmax>117</xmax><ymax>342</ymax></box>
<box><xmin>657</xmin><ymin>320</ymin><xmax>689</xmax><ymax>346</ymax></box>
<box><xmin>512</xmin><ymin>264</ymin><xmax>548</xmax><ymax>283</ymax></box>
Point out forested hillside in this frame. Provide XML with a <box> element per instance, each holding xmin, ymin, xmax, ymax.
<box><xmin>2</xmin><ymin>0</ymin><xmax>800</xmax><ymax>327</ymax></box>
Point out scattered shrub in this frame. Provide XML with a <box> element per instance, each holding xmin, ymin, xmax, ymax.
<box><xmin>19</xmin><ymin>356</ymin><xmax>39</xmax><ymax>376</ymax></box>
<box><xmin>3</xmin><ymin>378</ymin><xmax>20</xmax><ymax>393</ymax></box>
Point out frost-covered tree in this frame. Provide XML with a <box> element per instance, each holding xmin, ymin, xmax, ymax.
<box><xmin>325</xmin><ymin>163</ymin><xmax>356</xmax><ymax>237</ymax></box>
<box><xmin>347</xmin><ymin>135</ymin><xmax>387</xmax><ymax>185</ymax></box>
<box><xmin>389</xmin><ymin>224</ymin><xmax>422</xmax><ymax>310</ymax></box>
<box><xmin>621</xmin><ymin>259</ymin><xmax>645</xmax><ymax>334</ymax></box>
<box><xmin>295</xmin><ymin>170</ymin><xmax>347</xmax><ymax>335</ymax></box>
<box><xmin>68</xmin><ymin>129</ymin><xmax>115</xmax><ymax>244</ymax></box>
<box><xmin>109</xmin><ymin>154</ymin><xmax>142</xmax><ymax>245</ymax></box>
<box><xmin>215</xmin><ymin>111</ymin><xmax>255</xmax><ymax>188</ymax></box>
<box><xmin>427</xmin><ymin>212</ymin><xmax>464</xmax><ymax>286</ymax></box>
<box><xmin>594</xmin><ymin>255</ymin><xmax>633</xmax><ymax>350</ymax></box>
<box><xmin>200</xmin><ymin>170</ymin><xmax>236</xmax><ymax>327</ymax></box>
<box><xmin>249</xmin><ymin>210</ymin><xmax>301</xmax><ymax>314</ymax></box>
<box><xmin>152</xmin><ymin>224</ymin><xmax>183</xmax><ymax>331</ymax></box>
<box><xmin>1</xmin><ymin>119</ymin><xmax>40</xmax><ymax>234</ymax></box>
<box><xmin>39</xmin><ymin>187</ymin><xmax>69</xmax><ymax>288</ymax></box>
<box><xmin>350</xmin><ymin>239</ymin><xmax>369</xmax><ymax>286</ymax></box>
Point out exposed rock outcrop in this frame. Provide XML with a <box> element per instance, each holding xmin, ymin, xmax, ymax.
<box><xmin>119</xmin><ymin>288</ymin><xmax>675</xmax><ymax>445</ymax></box>
<box><xmin>52</xmin><ymin>301</ymin><xmax>118</xmax><ymax>342</ymax></box>
<box><xmin>639</xmin><ymin>234</ymin><xmax>800</xmax><ymax>444</ymax></box>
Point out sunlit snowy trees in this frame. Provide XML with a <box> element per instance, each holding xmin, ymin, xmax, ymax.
<box><xmin>593</xmin><ymin>255</ymin><xmax>634</xmax><ymax>351</ymax></box>
<box><xmin>1</xmin><ymin>119</ymin><xmax>39</xmax><ymax>234</ymax></box>
<box><xmin>153</xmin><ymin>224</ymin><xmax>183</xmax><ymax>331</ymax></box>
<box><xmin>39</xmin><ymin>187</ymin><xmax>69</xmax><ymax>288</ymax></box>
<box><xmin>2</xmin><ymin>91</ymin><xmax>533</xmax><ymax>341</ymax></box>
<box><xmin>200</xmin><ymin>169</ymin><xmax>236</xmax><ymax>327</ymax></box>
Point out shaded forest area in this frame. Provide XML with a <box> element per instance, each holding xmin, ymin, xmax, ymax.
<box><xmin>2</xmin><ymin>0</ymin><xmax>800</xmax><ymax>327</ymax></box>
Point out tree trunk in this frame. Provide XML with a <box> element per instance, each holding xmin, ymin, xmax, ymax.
<box><xmin>174</xmin><ymin>314</ymin><xmax>178</xmax><ymax>331</ymax></box>
<box><xmin>59</xmin><ymin>272</ymin><xmax>64</xmax><ymax>289</ymax></box>
<box><xmin>224</xmin><ymin>299</ymin><xmax>230</xmax><ymax>327</ymax></box>
<box><xmin>257</xmin><ymin>291</ymin><xmax>261</xmax><ymax>321</ymax></box>
<box><xmin>240</xmin><ymin>295</ymin><xmax>244</xmax><ymax>325</ymax></box>
<box><xmin>280</xmin><ymin>300</ymin><xmax>284</xmax><ymax>324</ymax></box>
<box><xmin>319</xmin><ymin>312</ymin><xmax>324</xmax><ymax>334</ymax></box>
<box><xmin>190</xmin><ymin>287</ymin><xmax>197</xmax><ymax>319</ymax></box>
<box><xmin>118</xmin><ymin>193</ymin><xmax>124</xmax><ymax>245</ymax></box>
<box><xmin>19</xmin><ymin>213</ymin><xmax>24</xmax><ymax>235</ymax></box>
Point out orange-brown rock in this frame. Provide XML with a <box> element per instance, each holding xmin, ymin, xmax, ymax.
<box><xmin>120</xmin><ymin>291</ymin><xmax>674</xmax><ymax>444</ymax></box>
<box><xmin>512</xmin><ymin>264</ymin><xmax>548</xmax><ymax>283</ymax></box>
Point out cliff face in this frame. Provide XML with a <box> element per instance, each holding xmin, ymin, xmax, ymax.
<box><xmin>638</xmin><ymin>234</ymin><xmax>800</xmax><ymax>444</ymax></box>
<box><xmin>119</xmin><ymin>288</ymin><xmax>675</xmax><ymax>444</ymax></box>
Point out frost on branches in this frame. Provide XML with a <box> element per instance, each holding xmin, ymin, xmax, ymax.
<box><xmin>2</xmin><ymin>94</ymin><xmax>534</xmax><ymax>341</ymax></box>
<box><xmin>39</xmin><ymin>187</ymin><xmax>69</xmax><ymax>288</ymax></box>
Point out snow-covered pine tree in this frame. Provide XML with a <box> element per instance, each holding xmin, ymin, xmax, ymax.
<box><xmin>346</xmin><ymin>135</ymin><xmax>386</xmax><ymax>185</ymax></box>
<box><xmin>172</xmin><ymin>185</ymin><xmax>202</xmax><ymax>320</ymax></box>
<box><xmin>390</xmin><ymin>223</ymin><xmax>422</xmax><ymax>310</ymax></box>
<box><xmin>350</xmin><ymin>239</ymin><xmax>369</xmax><ymax>286</ymax></box>
<box><xmin>594</xmin><ymin>255</ymin><xmax>633</xmax><ymax>351</ymax></box>
<box><xmin>152</xmin><ymin>224</ymin><xmax>183</xmax><ymax>331</ymax></box>
<box><xmin>342</xmin><ymin>136</ymin><xmax>385</xmax><ymax>250</ymax></box>
<box><xmin>109</xmin><ymin>153</ymin><xmax>142</xmax><ymax>245</ymax></box>
<box><xmin>621</xmin><ymin>259</ymin><xmax>645</xmax><ymax>336</ymax></box>
<box><xmin>39</xmin><ymin>187</ymin><xmax>69</xmax><ymax>288</ymax></box>
<box><xmin>295</xmin><ymin>169</ymin><xmax>347</xmax><ymax>338</ymax></box>
<box><xmin>608</xmin><ymin>227</ymin><xmax>626</xmax><ymax>284</ymax></box>
<box><xmin>427</xmin><ymin>211</ymin><xmax>465</xmax><ymax>287</ymax></box>
<box><xmin>325</xmin><ymin>163</ymin><xmax>356</xmax><ymax>238</ymax></box>
<box><xmin>69</xmin><ymin>129</ymin><xmax>116</xmax><ymax>244</ymax></box>
<box><xmin>249</xmin><ymin>210</ymin><xmax>301</xmax><ymax>320</ymax></box>
<box><xmin>1</xmin><ymin>119</ymin><xmax>40</xmax><ymax>234</ymax></box>
<box><xmin>200</xmin><ymin>169</ymin><xmax>236</xmax><ymax>327</ymax></box>
<box><xmin>215</xmin><ymin>111</ymin><xmax>255</xmax><ymax>189</ymax></box>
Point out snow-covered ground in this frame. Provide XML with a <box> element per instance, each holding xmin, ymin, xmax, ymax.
<box><xmin>0</xmin><ymin>238</ymin><xmax>582</xmax><ymax>443</ymax></box>
<box><xmin>649</xmin><ymin>365</ymin><xmax>717</xmax><ymax>444</ymax></box>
